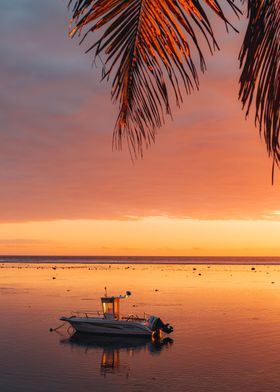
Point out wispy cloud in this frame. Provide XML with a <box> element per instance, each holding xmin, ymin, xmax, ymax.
<box><xmin>0</xmin><ymin>239</ymin><xmax>54</xmax><ymax>245</ymax></box>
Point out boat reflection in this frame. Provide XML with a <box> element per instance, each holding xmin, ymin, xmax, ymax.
<box><xmin>61</xmin><ymin>332</ymin><xmax>173</xmax><ymax>376</ymax></box>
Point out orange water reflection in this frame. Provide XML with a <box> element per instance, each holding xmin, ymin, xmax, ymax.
<box><xmin>1</xmin><ymin>263</ymin><xmax>280</xmax><ymax>391</ymax></box>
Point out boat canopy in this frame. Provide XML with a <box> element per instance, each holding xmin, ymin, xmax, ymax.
<box><xmin>101</xmin><ymin>291</ymin><xmax>131</xmax><ymax>320</ymax></box>
<box><xmin>101</xmin><ymin>297</ymin><xmax>120</xmax><ymax>320</ymax></box>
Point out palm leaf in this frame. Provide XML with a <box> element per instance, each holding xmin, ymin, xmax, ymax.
<box><xmin>68</xmin><ymin>0</ymin><xmax>239</xmax><ymax>156</ymax></box>
<box><xmin>239</xmin><ymin>0</ymin><xmax>280</xmax><ymax>172</ymax></box>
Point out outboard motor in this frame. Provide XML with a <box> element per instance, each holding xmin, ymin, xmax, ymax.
<box><xmin>148</xmin><ymin>316</ymin><xmax>174</xmax><ymax>335</ymax></box>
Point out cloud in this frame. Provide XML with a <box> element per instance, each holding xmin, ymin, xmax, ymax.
<box><xmin>0</xmin><ymin>239</ymin><xmax>54</xmax><ymax>245</ymax></box>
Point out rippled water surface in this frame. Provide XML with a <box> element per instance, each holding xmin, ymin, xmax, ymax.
<box><xmin>1</xmin><ymin>263</ymin><xmax>280</xmax><ymax>391</ymax></box>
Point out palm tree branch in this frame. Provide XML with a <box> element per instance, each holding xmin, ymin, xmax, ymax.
<box><xmin>239</xmin><ymin>0</ymin><xmax>280</xmax><ymax>167</ymax></box>
<box><xmin>68</xmin><ymin>0</ymin><xmax>240</xmax><ymax>155</ymax></box>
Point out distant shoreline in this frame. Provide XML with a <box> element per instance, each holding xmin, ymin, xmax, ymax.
<box><xmin>1</xmin><ymin>255</ymin><xmax>280</xmax><ymax>265</ymax></box>
<box><xmin>1</xmin><ymin>263</ymin><xmax>280</xmax><ymax>266</ymax></box>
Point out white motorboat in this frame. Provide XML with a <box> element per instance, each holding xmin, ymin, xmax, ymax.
<box><xmin>60</xmin><ymin>290</ymin><xmax>173</xmax><ymax>337</ymax></box>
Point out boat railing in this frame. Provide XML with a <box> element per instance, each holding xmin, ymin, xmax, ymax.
<box><xmin>121</xmin><ymin>313</ymin><xmax>149</xmax><ymax>322</ymax></box>
<box><xmin>70</xmin><ymin>310</ymin><xmax>102</xmax><ymax>318</ymax></box>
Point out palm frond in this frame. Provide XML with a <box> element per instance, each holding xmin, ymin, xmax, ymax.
<box><xmin>239</xmin><ymin>0</ymin><xmax>280</xmax><ymax>169</ymax></box>
<box><xmin>69</xmin><ymin>0</ymin><xmax>239</xmax><ymax>156</ymax></box>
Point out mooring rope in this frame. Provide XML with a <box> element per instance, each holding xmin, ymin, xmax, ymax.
<box><xmin>49</xmin><ymin>322</ymin><xmax>66</xmax><ymax>332</ymax></box>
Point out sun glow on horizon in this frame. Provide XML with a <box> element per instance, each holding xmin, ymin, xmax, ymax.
<box><xmin>0</xmin><ymin>217</ymin><xmax>280</xmax><ymax>257</ymax></box>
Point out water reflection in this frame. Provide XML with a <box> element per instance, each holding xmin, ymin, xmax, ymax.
<box><xmin>3</xmin><ymin>264</ymin><xmax>280</xmax><ymax>392</ymax></box>
<box><xmin>61</xmin><ymin>332</ymin><xmax>173</xmax><ymax>376</ymax></box>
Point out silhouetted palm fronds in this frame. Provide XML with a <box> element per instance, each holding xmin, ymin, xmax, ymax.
<box><xmin>68</xmin><ymin>0</ymin><xmax>279</xmax><ymax>173</ymax></box>
<box><xmin>239</xmin><ymin>0</ymin><xmax>280</xmax><ymax>172</ymax></box>
<box><xmin>68</xmin><ymin>0</ymin><xmax>239</xmax><ymax>156</ymax></box>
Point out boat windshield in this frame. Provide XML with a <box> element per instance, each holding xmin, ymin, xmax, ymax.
<box><xmin>101</xmin><ymin>297</ymin><xmax>120</xmax><ymax>320</ymax></box>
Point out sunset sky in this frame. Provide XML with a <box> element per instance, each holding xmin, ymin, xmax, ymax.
<box><xmin>1</xmin><ymin>1</ymin><xmax>280</xmax><ymax>256</ymax></box>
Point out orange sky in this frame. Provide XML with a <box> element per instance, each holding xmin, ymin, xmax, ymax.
<box><xmin>0</xmin><ymin>2</ymin><xmax>279</xmax><ymax>256</ymax></box>
<box><xmin>1</xmin><ymin>218</ymin><xmax>280</xmax><ymax>256</ymax></box>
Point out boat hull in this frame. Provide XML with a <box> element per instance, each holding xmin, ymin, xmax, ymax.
<box><xmin>61</xmin><ymin>317</ymin><xmax>152</xmax><ymax>336</ymax></box>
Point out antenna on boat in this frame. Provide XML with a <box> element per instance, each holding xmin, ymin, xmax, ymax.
<box><xmin>104</xmin><ymin>286</ymin><xmax>107</xmax><ymax>297</ymax></box>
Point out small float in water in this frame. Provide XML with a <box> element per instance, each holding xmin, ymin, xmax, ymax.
<box><xmin>60</xmin><ymin>290</ymin><xmax>173</xmax><ymax>338</ymax></box>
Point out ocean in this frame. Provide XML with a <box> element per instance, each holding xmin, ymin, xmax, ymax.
<box><xmin>1</xmin><ymin>255</ymin><xmax>280</xmax><ymax>264</ymax></box>
<box><xmin>1</xmin><ymin>262</ymin><xmax>280</xmax><ymax>391</ymax></box>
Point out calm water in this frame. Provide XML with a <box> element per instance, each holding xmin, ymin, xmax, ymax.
<box><xmin>1</xmin><ymin>263</ymin><xmax>280</xmax><ymax>391</ymax></box>
<box><xmin>1</xmin><ymin>255</ymin><xmax>280</xmax><ymax>264</ymax></box>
